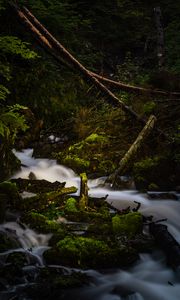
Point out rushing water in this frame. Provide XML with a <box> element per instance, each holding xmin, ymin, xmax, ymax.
<box><xmin>6</xmin><ymin>149</ymin><xmax>180</xmax><ymax>299</ymax></box>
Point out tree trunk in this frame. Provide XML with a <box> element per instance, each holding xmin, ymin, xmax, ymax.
<box><xmin>106</xmin><ymin>115</ymin><xmax>156</xmax><ymax>186</ymax></box>
<box><xmin>154</xmin><ymin>7</ymin><xmax>165</xmax><ymax>69</ymax></box>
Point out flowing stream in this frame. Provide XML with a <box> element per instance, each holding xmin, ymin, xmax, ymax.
<box><xmin>2</xmin><ymin>149</ymin><xmax>180</xmax><ymax>299</ymax></box>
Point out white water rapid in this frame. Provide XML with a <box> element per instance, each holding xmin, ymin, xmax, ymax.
<box><xmin>10</xmin><ymin>149</ymin><xmax>180</xmax><ymax>300</ymax></box>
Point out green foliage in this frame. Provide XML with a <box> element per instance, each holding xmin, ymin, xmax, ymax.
<box><xmin>143</xmin><ymin>101</ymin><xmax>156</xmax><ymax>115</ymax></box>
<box><xmin>0</xmin><ymin>36</ymin><xmax>39</xmax><ymax>59</ymax></box>
<box><xmin>116</xmin><ymin>52</ymin><xmax>150</xmax><ymax>85</ymax></box>
<box><xmin>0</xmin><ymin>105</ymin><xmax>29</xmax><ymax>144</ymax></box>
<box><xmin>0</xmin><ymin>0</ymin><xmax>5</xmax><ymax>11</ymax></box>
<box><xmin>0</xmin><ymin>181</ymin><xmax>19</xmax><ymax>199</ymax></box>
<box><xmin>0</xmin><ymin>85</ymin><xmax>10</xmax><ymax>101</ymax></box>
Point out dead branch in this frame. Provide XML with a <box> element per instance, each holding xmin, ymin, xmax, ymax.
<box><xmin>106</xmin><ymin>115</ymin><xmax>157</xmax><ymax>186</ymax></box>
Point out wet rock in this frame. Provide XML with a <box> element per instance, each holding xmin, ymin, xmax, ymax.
<box><xmin>6</xmin><ymin>251</ymin><xmax>30</xmax><ymax>268</ymax></box>
<box><xmin>147</xmin><ymin>191</ymin><xmax>178</xmax><ymax>200</ymax></box>
<box><xmin>0</xmin><ymin>193</ymin><xmax>7</xmax><ymax>223</ymax></box>
<box><xmin>0</xmin><ymin>231</ymin><xmax>20</xmax><ymax>252</ymax></box>
<box><xmin>24</xmin><ymin>266</ymin><xmax>90</xmax><ymax>300</ymax></box>
<box><xmin>0</xmin><ymin>181</ymin><xmax>20</xmax><ymax>207</ymax></box>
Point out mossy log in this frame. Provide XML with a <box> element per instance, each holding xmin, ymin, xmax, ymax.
<box><xmin>11</xmin><ymin>178</ymin><xmax>65</xmax><ymax>193</ymax></box>
<box><xmin>149</xmin><ymin>223</ymin><xmax>180</xmax><ymax>268</ymax></box>
<box><xmin>79</xmin><ymin>173</ymin><xmax>88</xmax><ymax>210</ymax></box>
<box><xmin>15</xmin><ymin>186</ymin><xmax>77</xmax><ymax>211</ymax></box>
<box><xmin>107</xmin><ymin>115</ymin><xmax>156</xmax><ymax>187</ymax></box>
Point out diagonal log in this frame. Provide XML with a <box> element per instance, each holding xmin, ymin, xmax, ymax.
<box><xmin>21</xmin><ymin>5</ymin><xmax>180</xmax><ymax>97</ymax></box>
<box><xmin>91</xmin><ymin>73</ymin><xmax>180</xmax><ymax>96</ymax></box>
<box><xmin>106</xmin><ymin>115</ymin><xmax>157</xmax><ymax>186</ymax></box>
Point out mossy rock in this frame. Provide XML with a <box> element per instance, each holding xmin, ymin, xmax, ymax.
<box><xmin>21</xmin><ymin>212</ymin><xmax>66</xmax><ymax>235</ymax></box>
<box><xmin>87</xmin><ymin>221</ymin><xmax>112</xmax><ymax>237</ymax></box>
<box><xmin>112</xmin><ymin>212</ymin><xmax>143</xmax><ymax>237</ymax></box>
<box><xmin>64</xmin><ymin>197</ymin><xmax>78</xmax><ymax>213</ymax></box>
<box><xmin>62</xmin><ymin>155</ymin><xmax>90</xmax><ymax>172</ymax></box>
<box><xmin>44</xmin><ymin>236</ymin><xmax>138</xmax><ymax>268</ymax></box>
<box><xmin>54</xmin><ymin>133</ymin><xmax>115</xmax><ymax>175</ymax></box>
<box><xmin>85</xmin><ymin>133</ymin><xmax>108</xmax><ymax>144</ymax></box>
<box><xmin>65</xmin><ymin>209</ymin><xmax>111</xmax><ymax>223</ymax></box>
<box><xmin>0</xmin><ymin>181</ymin><xmax>20</xmax><ymax>206</ymax></box>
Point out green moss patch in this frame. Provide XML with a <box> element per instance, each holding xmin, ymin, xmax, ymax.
<box><xmin>112</xmin><ymin>212</ymin><xmax>143</xmax><ymax>237</ymax></box>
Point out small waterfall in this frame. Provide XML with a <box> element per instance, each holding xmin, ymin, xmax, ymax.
<box><xmin>0</xmin><ymin>221</ymin><xmax>51</xmax><ymax>266</ymax></box>
<box><xmin>13</xmin><ymin>148</ymin><xmax>80</xmax><ymax>189</ymax></box>
<box><xmin>0</xmin><ymin>222</ymin><xmax>51</xmax><ymax>249</ymax></box>
<box><xmin>6</xmin><ymin>149</ymin><xmax>180</xmax><ymax>299</ymax></box>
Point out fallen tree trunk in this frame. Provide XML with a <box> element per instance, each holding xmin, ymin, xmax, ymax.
<box><xmin>149</xmin><ymin>223</ymin><xmax>180</xmax><ymax>268</ymax></box>
<box><xmin>91</xmin><ymin>73</ymin><xmax>180</xmax><ymax>96</ymax></box>
<box><xmin>10</xmin><ymin>178</ymin><xmax>65</xmax><ymax>193</ymax></box>
<box><xmin>106</xmin><ymin>115</ymin><xmax>156</xmax><ymax>186</ymax></box>
<box><xmin>21</xmin><ymin>5</ymin><xmax>180</xmax><ymax>97</ymax></box>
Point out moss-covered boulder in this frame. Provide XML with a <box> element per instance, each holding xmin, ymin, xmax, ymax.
<box><xmin>64</xmin><ymin>197</ymin><xmax>78</xmax><ymax>213</ymax></box>
<box><xmin>44</xmin><ymin>236</ymin><xmax>138</xmax><ymax>268</ymax></box>
<box><xmin>112</xmin><ymin>212</ymin><xmax>143</xmax><ymax>237</ymax></box>
<box><xmin>21</xmin><ymin>212</ymin><xmax>66</xmax><ymax>235</ymax></box>
<box><xmin>65</xmin><ymin>209</ymin><xmax>111</xmax><ymax>223</ymax></box>
<box><xmin>0</xmin><ymin>181</ymin><xmax>20</xmax><ymax>207</ymax></box>
<box><xmin>54</xmin><ymin>133</ymin><xmax>116</xmax><ymax>175</ymax></box>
